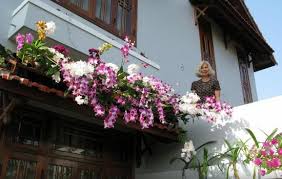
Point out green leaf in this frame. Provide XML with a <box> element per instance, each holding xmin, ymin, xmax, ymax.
<box><xmin>252</xmin><ymin>167</ymin><xmax>256</xmax><ymax>179</ymax></box>
<box><xmin>266</xmin><ymin>128</ymin><xmax>278</xmax><ymax>141</ymax></box>
<box><xmin>46</xmin><ymin>66</ymin><xmax>59</xmax><ymax>76</ymax></box>
<box><xmin>204</xmin><ymin>148</ymin><xmax>208</xmax><ymax>160</ymax></box>
<box><xmin>202</xmin><ymin>148</ymin><xmax>209</xmax><ymax>176</ymax></box>
<box><xmin>195</xmin><ymin>141</ymin><xmax>216</xmax><ymax>152</ymax></box>
<box><xmin>245</xmin><ymin>128</ymin><xmax>259</xmax><ymax>148</ymax></box>
<box><xmin>64</xmin><ymin>90</ymin><xmax>70</xmax><ymax>97</ymax></box>
<box><xmin>177</xmin><ymin>130</ymin><xmax>188</xmax><ymax>143</ymax></box>
<box><xmin>224</xmin><ymin>139</ymin><xmax>233</xmax><ymax>150</ymax></box>
<box><xmin>232</xmin><ymin>147</ymin><xmax>240</xmax><ymax>161</ymax></box>
<box><xmin>186</xmin><ymin>156</ymin><xmax>200</xmax><ymax>169</ymax></box>
<box><xmin>226</xmin><ymin>163</ymin><xmax>231</xmax><ymax>179</ymax></box>
<box><xmin>207</xmin><ymin>154</ymin><xmax>225</xmax><ymax>166</ymax></box>
<box><xmin>169</xmin><ymin>157</ymin><xmax>187</xmax><ymax>165</ymax></box>
<box><xmin>118</xmin><ymin>71</ymin><xmax>127</xmax><ymax>80</ymax></box>
<box><xmin>117</xmin><ymin>66</ymin><xmax>124</xmax><ymax>74</ymax></box>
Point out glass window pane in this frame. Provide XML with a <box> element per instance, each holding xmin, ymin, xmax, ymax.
<box><xmin>105</xmin><ymin>0</ymin><xmax>112</xmax><ymax>24</ymax></box>
<box><xmin>116</xmin><ymin>0</ymin><xmax>132</xmax><ymax>34</ymax></box>
<box><xmin>54</xmin><ymin>126</ymin><xmax>103</xmax><ymax>158</ymax></box>
<box><xmin>47</xmin><ymin>164</ymin><xmax>72</xmax><ymax>179</ymax></box>
<box><xmin>8</xmin><ymin>117</ymin><xmax>42</xmax><ymax>147</ymax></box>
<box><xmin>70</xmin><ymin>0</ymin><xmax>89</xmax><ymax>11</ymax></box>
<box><xmin>125</xmin><ymin>9</ymin><xmax>131</xmax><ymax>34</ymax></box>
<box><xmin>95</xmin><ymin>0</ymin><xmax>112</xmax><ymax>24</ymax></box>
<box><xmin>95</xmin><ymin>0</ymin><xmax>102</xmax><ymax>18</ymax></box>
<box><xmin>80</xmin><ymin>169</ymin><xmax>101</xmax><ymax>179</ymax></box>
<box><xmin>116</xmin><ymin>5</ymin><xmax>122</xmax><ymax>32</ymax></box>
<box><xmin>5</xmin><ymin>159</ymin><xmax>37</xmax><ymax>179</ymax></box>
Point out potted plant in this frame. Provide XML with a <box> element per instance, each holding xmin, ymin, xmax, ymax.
<box><xmin>170</xmin><ymin>140</ymin><xmax>219</xmax><ymax>179</ymax></box>
<box><xmin>9</xmin><ymin>21</ymin><xmax>68</xmax><ymax>89</ymax></box>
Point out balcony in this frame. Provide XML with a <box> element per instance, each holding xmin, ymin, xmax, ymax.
<box><xmin>8</xmin><ymin>0</ymin><xmax>160</xmax><ymax>70</ymax></box>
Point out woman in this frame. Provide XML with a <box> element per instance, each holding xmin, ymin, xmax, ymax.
<box><xmin>191</xmin><ymin>61</ymin><xmax>221</xmax><ymax>102</ymax></box>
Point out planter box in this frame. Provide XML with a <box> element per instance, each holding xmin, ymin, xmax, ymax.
<box><xmin>6</xmin><ymin>58</ymin><xmax>67</xmax><ymax>91</ymax></box>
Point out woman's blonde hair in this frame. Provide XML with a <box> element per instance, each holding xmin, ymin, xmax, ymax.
<box><xmin>195</xmin><ymin>61</ymin><xmax>215</xmax><ymax>77</ymax></box>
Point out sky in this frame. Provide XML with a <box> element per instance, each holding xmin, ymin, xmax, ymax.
<box><xmin>245</xmin><ymin>0</ymin><xmax>282</xmax><ymax>100</ymax></box>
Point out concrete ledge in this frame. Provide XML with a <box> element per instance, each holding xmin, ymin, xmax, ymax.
<box><xmin>10</xmin><ymin>0</ymin><xmax>160</xmax><ymax>69</ymax></box>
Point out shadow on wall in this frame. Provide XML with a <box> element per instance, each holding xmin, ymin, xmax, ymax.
<box><xmin>186</xmin><ymin>116</ymin><xmax>251</xmax><ymax>179</ymax></box>
<box><xmin>136</xmin><ymin>115</ymin><xmax>252</xmax><ymax>179</ymax></box>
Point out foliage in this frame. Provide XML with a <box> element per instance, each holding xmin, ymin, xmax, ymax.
<box><xmin>0</xmin><ymin>44</ymin><xmax>13</xmax><ymax>67</ymax></box>
<box><xmin>217</xmin><ymin>128</ymin><xmax>282</xmax><ymax>179</ymax></box>
<box><xmin>218</xmin><ymin>139</ymin><xmax>249</xmax><ymax>179</ymax></box>
<box><xmin>170</xmin><ymin>140</ymin><xmax>218</xmax><ymax>179</ymax></box>
<box><xmin>17</xmin><ymin>39</ymin><xmax>55</xmax><ymax>70</ymax></box>
<box><xmin>244</xmin><ymin>128</ymin><xmax>282</xmax><ymax>177</ymax></box>
<box><xmin>5</xmin><ymin>20</ymin><xmax>234</xmax><ymax>131</ymax></box>
<box><xmin>0</xmin><ymin>55</ymin><xmax>5</xmax><ymax>67</ymax></box>
<box><xmin>15</xmin><ymin>21</ymin><xmax>65</xmax><ymax>79</ymax></box>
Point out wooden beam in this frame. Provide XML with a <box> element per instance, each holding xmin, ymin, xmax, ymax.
<box><xmin>194</xmin><ymin>6</ymin><xmax>209</xmax><ymax>25</ymax></box>
<box><xmin>0</xmin><ymin>98</ymin><xmax>16</xmax><ymax>123</ymax></box>
<box><xmin>216</xmin><ymin>1</ymin><xmax>273</xmax><ymax>53</ymax></box>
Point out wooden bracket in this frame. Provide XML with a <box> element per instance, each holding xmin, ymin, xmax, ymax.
<box><xmin>223</xmin><ymin>31</ymin><xmax>232</xmax><ymax>49</ymax></box>
<box><xmin>136</xmin><ymin>133</ymin><xmax>156</xmax><ymax>168</ymax></box>
<box><xmin>194</xmin><ymin>6</ymin><xmax>209</xmax><ymax>26</ymax></box>
<box><xmin>0</xmin><ymin>98</ymin><xmax>17</xmax><ymax>124</ymax></box>
<box><xmin>141</xmin><ymin>134</ymin><xmax>154</xmax><ymax>156</ymax></box>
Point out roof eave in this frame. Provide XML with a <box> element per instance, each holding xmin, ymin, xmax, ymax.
<box><xmin>190</xmin><ymin>0</ymin><xmax>277</xmax><ymax>71</ymax></box>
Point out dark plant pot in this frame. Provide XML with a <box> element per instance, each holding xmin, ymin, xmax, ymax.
<box><xmin>6</xmin><ymin>58</ymin><xmax>67</xmax><ymax>91</ymax></box>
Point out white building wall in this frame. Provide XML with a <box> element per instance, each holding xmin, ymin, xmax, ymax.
<box><xmin>249</xmin><ymin>63</ymin><xmax>258</xmax><ymax>101</ymax></box>
<box><xmin>211</xmin><ymin>22</ymin><xmax>245</xmax><ymax>106</ymax></box>
<box><xmin>0</xmin><ymin>0</ymin><xmax>22</xmax><ymax>50</ymax></box>
<box><xmin>136</xmin><ymin>0</ymin><xmax>202</xmax><ymax>94</ymax></box>
<box><xmin>136</xmin><ymin>2</ymin><xmax>261</xmax><ymax>179</ymax></box>
<box><xmin>0</xmin><ymin>0</ymin><xmax>265</xmax><ymax>178</ymax></box>
<box><xmin>136</xmin><ymin>1</ymin><xmax>246</xmax><ymax>179</ymax></box>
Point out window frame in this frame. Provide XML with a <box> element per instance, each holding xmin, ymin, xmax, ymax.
<box><xmin>53</xmin><ymin>0</ymin><xmax>138</xmax><ymax>43</ymax></box>
<box><xmin>198</xmin><ymin>18</ymin><xmax>217</xmax><ymax>76</ymax></box>
<box><xmin>0</xmin><ymin>106</ymin><xmax>135</xmax><ymax>179</ymax></box>
<box><xmin>237</xmin><ymin>49</ymin><xmax>253</xmax><ymax>104</ymax></box>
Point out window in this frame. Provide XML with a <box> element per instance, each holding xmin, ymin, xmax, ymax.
<box><xmin>54</xmin><ymin>125</ymin><xmax>103</xmax><ymax>158</ymax></box>
<box><xmin>7</xmin><ymin>115</ymin><xmax>42</xmax><ymax>147</ymax></box>
<box><xmin>198</xmin><ymin>18</ymin><xmax>216</xmax><ymax>74</ymax></box>
<box><xmin>47</xmin><ymin>164</ymin><xmax>72</xmax><ymax>179</ymax></box>
<box><xmin>5</xmin><ymin>159</ymin><xmax>37</xmax><ymax>179</ymax></box>
<box><xmin>237</xmin><ymin>49</ymin><xmax>253</xmax><ymax>104</ymax></box>
<box><xmin>79</xmin><ymin>168</ymin><xmax>102</xmax><ymax>179</ymax></box>
<box><xmin>54</xmin><ymin>0</ymin><xmax>137</xmax><ymax>42</ymax></box>
<box><xmin>1</xmin><ymin>108</ymin><xmax>134</xmax><ymax>179</ymax></box>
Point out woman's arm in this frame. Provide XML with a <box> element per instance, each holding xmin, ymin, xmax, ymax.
<box><xmin>191</xmin><ymin>81</ymin><xmax>196</xmax><ymax>93</ymax></box>
<box><xmin>213</xmin><ymin>79</ymin><xmax>221</xmax><ymax>101</ymax></box>
<box><xmin>215</xmin><ymin>90</ymin><xmax>220</xmax><ymax>101</ymax></box>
